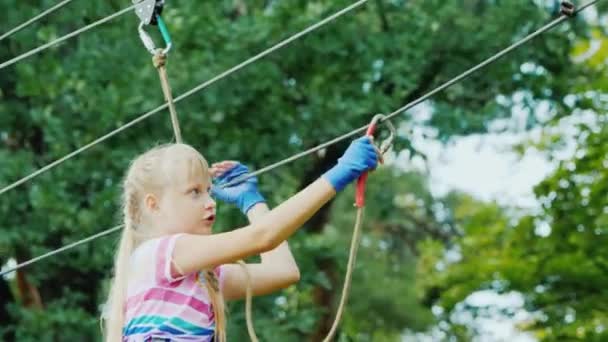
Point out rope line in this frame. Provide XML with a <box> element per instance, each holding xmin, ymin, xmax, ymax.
<box><xmin>153</xmin><ymin>51</ymin><xmax>183</xmax><ymax>143</ymax></box>
<box><xmin>0</xmin><ymin>0</ymin><xmax>369</xmax><ymax>197</ymax></box>
<box><xmin>323</xmin><ymin>208</ymin><xmax>364</xmax><ymax>342</ymax></box>
<box><xmin>238</xmin><ymin>261</ymin><xmax>259</xmax><ymax>342</ymax></box>
<box><xmin>0</xmin><ymin>225</ymin><xmax>123</xmax><ymax>277</ymax></box>
<box><xmin>224</xmin><ymin>0</ymin><xmax>598</xmax><ymax>187</ymax></box>
<box><xmin>0</xmin><ymin>4</ymin><xmax>136</xmax><ymax>70</ymax></box>
<box><xmin>0</xmin><ymin>0</ymin><xmax>597</xmax><ymax>279</ymax></box>
<box><xmin>0</xmin><ymin>0</ymin><xmax>74</xmax><ymax>42</ymax></box>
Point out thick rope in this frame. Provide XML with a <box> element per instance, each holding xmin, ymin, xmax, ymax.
<box><xmin>0</xmin><ymin>0</ymin><xmax>369</xmax><ymax>196</ymax></box>
<box><xmin>151</xmin><ymin>44</ymin><xmax>256</xmax><ymax>341</ymax></box>
<box><xmin>0</xmin><ymin>0</ymin><xmax>74</xmax><ymax>42</ymax></box>
<box><xmin>323</xmin><ymin>208</ymin><xmax>364</xmax><ymax>341</ymax></box>
<box><xmin>153</xmin><ymin>51</ymin><xmax>183</xmax><ymax>143</ymax></box>
<box><xmin>238</xmin><ymin>260</ymin><xmax>259</xmax><ymax>342</ymax></box>
<box><xmin>0</xmin><ymin>4</ymin><xmax>136</xmax><ymax>70</ymax></box>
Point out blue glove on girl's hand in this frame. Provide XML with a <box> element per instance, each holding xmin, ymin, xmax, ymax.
<box><xmin>322</xmin><ymin>136</ymin><xmax>379</xmax><ymax>192</ymax></box>
<box><xmin>211</xmin><ymin>162</ymin><xmax>266</xmax><ymax>215</ymax></box>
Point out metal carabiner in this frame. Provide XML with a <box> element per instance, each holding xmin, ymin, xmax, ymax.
<box><xmin>138</xmin><ymin>16</ymin><xmax>172</xmax><ymax>55</ymax></box>
<box><xmin>355</xmin><ymin>114</ymin><xmax>396</xmax><ymax>208</ymax></box>
<box><xmin>134</xmin><ymin>0</ymin><xmax>171</xmax><ymax>55</ymax></box>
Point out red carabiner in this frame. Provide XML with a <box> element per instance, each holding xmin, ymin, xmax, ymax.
<box><xmin>355</xmin><ymin>125</ymin><xmax>376</xmax><ymax>208</ymax></box>
<box><xmin>355</xmin><ymin>114</ymin><xmax>394</xmax><ymax>208</ymax></box>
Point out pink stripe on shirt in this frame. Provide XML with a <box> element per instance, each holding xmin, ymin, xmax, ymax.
<box><xmin>126</xmin><ymin>287</ymin><xmax>213</xmax><ymax>318</ymax></box>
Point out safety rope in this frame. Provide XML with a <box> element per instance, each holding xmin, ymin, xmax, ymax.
<box><xmin>0</xmin><ymin>4</ymin><xmax>137</xmax><ymax>70</ymax></box>
<box><xmin>137</xmin><ymin>7</ymin><xmax>257</xmax><ymax>339</ymax></box>
<box><xmin>324</xmin><ymin>208</ymin><xmax>364</xmax><ymax>341</ymax></box>
<box><xmin>321</xmin><ymin>114</ymin><xmax>394</xmax><ymax>341</ymax></box>
<box><xmin>0</xmin><ymin>0</ymin><xmax>74</xmax><ymax>42</ymax></box>
<box><xmin>1</xmin><ymin>0</ymin><xmax>597</xmax><ymax>278</ymax></box>
<box><xmin>0</xmin><ymin>0</ymin><xmax>369</xmax><ymax>197</ymax></box>
<box><xmin>238</xmin><ymin>261</ymin><xmax>259</xmax><ymax>342</ymax></box>
<box><xmin>153</xmin><ymin>51</ymin><xmax>182</xmax><ymax>143</ymax></box>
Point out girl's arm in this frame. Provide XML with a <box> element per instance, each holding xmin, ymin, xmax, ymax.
<box><xmin>221</xmin><ymin>202</ymin><xmax>302</xmax><ymax>300</ymax></box>
<box><xmin>172</xmin><ymin>136</ymin><xmax>377</xmax><ymax>279</ymax></box>
<box><xmin>172</xmin><ymin>177</ymin><xmax>336</xmax><ymax>277</ymax></box>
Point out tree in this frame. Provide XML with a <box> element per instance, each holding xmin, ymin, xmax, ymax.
<box><xmin>0</xmin><ymin>0</ymin><xmax>599</xmax><ymax>340</ymax></box>
<box><xmin>417</xmin><ymin>14</ymin><xmax>608</xmax><ymax>341</ymax></box>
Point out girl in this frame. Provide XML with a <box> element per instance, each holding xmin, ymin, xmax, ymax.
<box><xmin>103</xmin><ymin>136</ymin><xmax>378</xmax><ymax>341</ymax></box>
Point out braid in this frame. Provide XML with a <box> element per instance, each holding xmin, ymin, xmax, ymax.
<box><xmin>200</xmin><ymin>270</ymin><xmax>226</xmax><ymax>342</ymax></box>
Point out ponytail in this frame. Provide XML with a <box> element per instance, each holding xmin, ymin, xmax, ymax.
<box><xmin>202</xmin><ymin>270</ymin><xmax>226</xmax><ymax>342</ymax></box>
<box><xmin>103</xmin><ymin>184</ymin><xmax>139</xmax><ymax>342</ymax></box>
<box><xmin>103</xmin><ymin>225</ymin><xmax>135</xmax><ymax>342</ymax></box>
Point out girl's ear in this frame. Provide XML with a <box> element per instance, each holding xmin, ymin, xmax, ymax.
<box><xmin>144</xmin><ymin>193</ymin><xmax>159</xmax><ymax>212</ymax></box>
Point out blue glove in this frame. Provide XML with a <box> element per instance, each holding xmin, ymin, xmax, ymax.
<box><xmin>211</xmin><ymin>163</ymin><xmax>266</xmax><ymax>215</ymax></box>
<box><xmin>322</xmin><ymin>136</ymin><xmax>379</xmax><ymax>192</ymax></box>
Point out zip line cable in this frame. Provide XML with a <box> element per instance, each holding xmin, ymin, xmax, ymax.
<box><xmin>0</xmin><ymin>0</ymin><xmax>597</xmax><ymax>277</ymax></box>
<box><xmin>223</xmin><ymin>0</ymin><xmax>597</xmax><ymax>187</ymax></box>
<box><xmin>0</xmin><ymin>4</ymin><xmax>136</xmax><ymax>70</ymax></box>
<box><xmin>0</xmin><ymin>0</ymin><xmax>369</xmax><ymax>197</ymax></box>
<box><xmin>1</xmin><ymin>225</ymin><xmax>123</xmax><ymax>276</ymax></box>
<box><xmin>0</xmin><ymin>0</ymin><xmax>74</xmax><ymax>42</ymax></box>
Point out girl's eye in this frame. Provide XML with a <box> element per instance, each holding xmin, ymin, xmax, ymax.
<box><xmin>191</xmin><ymin>188</ymin><xmax>201</xmax><ymax>195</ymax></box>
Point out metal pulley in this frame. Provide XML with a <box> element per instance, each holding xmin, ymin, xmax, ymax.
<box><xmin>133</xmin><ymin>0</ymin><xmax>164</xmax><ymax>25</ymax></box>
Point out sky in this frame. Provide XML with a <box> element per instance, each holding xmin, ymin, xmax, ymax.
<box><xmin>395</xmin><ymin>98</ymin><xmax>599</xmax><ymax>341</ymax></box>
<box><xmin>404</xmin><ymin>129</ymin><xmax>548</xmax><ymax>342</ymax></box>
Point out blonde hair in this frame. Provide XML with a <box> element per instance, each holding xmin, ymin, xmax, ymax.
<box><xmin>102</xmin><ymin>143</ymin><xmax>226</xmax><ymax>342</ymax></box>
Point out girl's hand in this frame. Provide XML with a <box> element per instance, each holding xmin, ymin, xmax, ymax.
<box><xmin>211</xmin><ymin>161</ymin><xmax>266</xmax><ymax>215</ymax></box>
<box><xmin>322</xmin><ymin>136</ymin><xmax>379</xmax><ymax>192</ymax></box>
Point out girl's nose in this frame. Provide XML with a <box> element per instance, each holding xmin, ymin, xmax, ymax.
<box><xmin>204</xmin><ymin>196</ymin><xmax>216</xmax><ymax>209</ymax></box>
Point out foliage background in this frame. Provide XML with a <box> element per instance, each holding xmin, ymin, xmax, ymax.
<box><xmin>0</xmin><ymin>0</ymin><xmax>606</xmax><ymax>341</ymax></box>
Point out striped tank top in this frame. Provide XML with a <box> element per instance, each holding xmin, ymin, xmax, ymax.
<box><xmin>123</xmin><ymin>234</ymin><xmax>224</xmax><ymax>341</ymax></box>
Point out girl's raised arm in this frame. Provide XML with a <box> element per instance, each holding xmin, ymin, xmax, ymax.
<box><xmin>173</xmin><ymin>136</ymin><xmax>378</xmax><ymax>276</ymax></box>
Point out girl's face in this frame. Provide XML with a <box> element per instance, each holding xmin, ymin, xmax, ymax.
<box><xmin>151</xmin><ymin>148</ymin><xmax>217</xmax><ymax>235</ymax></box>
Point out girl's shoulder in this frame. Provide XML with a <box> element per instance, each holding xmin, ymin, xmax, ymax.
<box><xmin>131</xmin><ymin>234</ymin><xmax>181</xmax><ymax>264</ymax></box>
<box><xmin>129</xmin><ymin>234</ymin><xmax>188</xmax><ymax>288</ymax></box>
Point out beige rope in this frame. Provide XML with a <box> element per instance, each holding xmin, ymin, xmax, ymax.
<box><xmin>153</xmin><ymin>49</ymin><xmax>182</xmax><ymax>143</ymax></box>
<box><xmin>323</xmin><ymin>208</ymin><xmax>364</xmax><ymax>341</ymax></box>
<box><xmin>238</xmin><ymin>260</ymin><xmax>259</xmax><ymax>342</ymax></box>
<box><xmin>154</xmin><ymin>45</ymin><xmax>256</xmax><ymax>338</ymax></box>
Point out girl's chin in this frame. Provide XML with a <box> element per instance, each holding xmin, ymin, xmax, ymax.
<box><xmin>194</xmin><ymin>225</ymin><xmax>213</xmax><ymax>235</ymax></box>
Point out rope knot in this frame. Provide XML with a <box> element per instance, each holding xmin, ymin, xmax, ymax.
<box><xmin>153</xmin><ymin>49</ymin><xmax>167</xmax><ymax>69</ymax></box>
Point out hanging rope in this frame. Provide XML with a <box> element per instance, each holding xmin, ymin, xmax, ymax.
<box><xmin>153</xmin><ymin>51</ymin><xmax>182</xmax><ymax>143</ymax></box>
<box><xmin>0</xmin><ymin>0</ymin><xmax>74</xmax><ymax>42</ymax></box>
<box><xmin>323</xmin><ymin>114</ymin><xmax>395</xmax><ymax>341</ymax></box>
<box><xmin>1</xmin><ymin>0</ymin><xmax>599</xmax><ymax>279</ymax></box>
<box><xmin>238</xmin><ymin>261</ymin><xmax>259</xmax><ymax>342</ymax></box>
<box><xmin>138</xmin><ymin>7</ymin><xmax>257</xmax><ymax>339</ymax></box>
